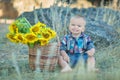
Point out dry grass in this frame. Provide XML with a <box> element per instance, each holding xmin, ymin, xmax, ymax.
<box><xmin>0</xmin><ymin>0</ymin><xmax>120</xmax><ymax>80</ymax></box>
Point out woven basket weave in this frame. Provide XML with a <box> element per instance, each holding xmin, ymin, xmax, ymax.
<box><xmin>29</xmin><ymin>42</ymin><xmax>60</xmax><ymax>71</ymax></box>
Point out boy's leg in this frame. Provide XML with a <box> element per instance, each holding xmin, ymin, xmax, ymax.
<box><xmin>87</xmin><ymin>56</ymin><xmax>98</xmax><ymax>72</ymax></box>
<box><xmin>58</xmin><ymin>56</ymin><xmax>72</xmax><ymax>72</ymax></box>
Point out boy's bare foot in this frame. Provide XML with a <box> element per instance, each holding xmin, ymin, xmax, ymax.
<box><xmin>61</xmin><ymin>66</ymin><xmax>72</xmax><ymax>72</ymax></box>
<box><xmin>94</xmin><ymin>68</ymin><xmax>99</xmax><ymax>72</ymax></box>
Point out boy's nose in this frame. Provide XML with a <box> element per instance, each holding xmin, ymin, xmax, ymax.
<box><xmin>74</xmin><ymin>25</ymin><xmax>78</xmax><ymax>28</ymax></box>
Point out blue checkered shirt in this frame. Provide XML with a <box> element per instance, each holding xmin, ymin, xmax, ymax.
<box><xmin>60</xmin><ymin>33</ymin><xmax>95</xmax><ymax>54</ymax></box>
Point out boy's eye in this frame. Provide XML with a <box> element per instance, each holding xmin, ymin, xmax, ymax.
<box><xmin>78</xmin><ymin>25</ymin><xmax>81</xmax><ymax>27</ymax></box>
<box><xmin>71</xmin><ymin>24</ymin><xmax>75</xmax><ymax>26</ymax></box>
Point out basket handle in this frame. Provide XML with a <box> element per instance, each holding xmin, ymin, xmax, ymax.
<box><xmin>55</xmin><ymin>34</ymin><xmax>61</xmax><ymax>47</ymax></box>
<box><xmin>55</xmin><ymin>35</ymin><xmax>60</xmax><ymax>55</ymax></box>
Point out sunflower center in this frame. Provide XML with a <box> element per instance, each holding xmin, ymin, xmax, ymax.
<box><xmin>26</xmin><ymin>35</ymin><xmax>36</xmax><ymax>40</ymax></box>
<box><xmin>18</xmin><ymin>35</ymin><xmax>23</xmax><ymax>40</ymax></box>
<box><xmin>43</xmin><ymin>33</ymin><xmax>50</xmax><ymax>38</ymax></box>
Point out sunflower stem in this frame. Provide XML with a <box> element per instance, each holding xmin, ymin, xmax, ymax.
<box><xmin>28</xmin><ymin>43</ymin><xmax>34</xmax><ymax>48</ymax></box>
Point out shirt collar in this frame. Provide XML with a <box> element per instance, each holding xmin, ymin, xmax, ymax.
<box><xmin>69</xmin><ymin>32</ymin><xmax>85</xmax><ymax>39</ymax></box>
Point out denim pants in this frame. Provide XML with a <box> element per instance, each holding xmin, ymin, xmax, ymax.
<box><xmin>68</xmin><ymin>53</ymin><xmax>88</xmax><ymax>68</ymax></box>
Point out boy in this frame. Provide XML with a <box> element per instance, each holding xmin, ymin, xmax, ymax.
<box><xmin>58</xmin><ymin>15</ymin><xmax>97</xmax><ymax>72</ymax></box>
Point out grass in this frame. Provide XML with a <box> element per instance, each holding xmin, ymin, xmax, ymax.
<box><xmin>0</xmin><ymin>0</ymin><xmax>120</xmax><ymax>80</ymax></box>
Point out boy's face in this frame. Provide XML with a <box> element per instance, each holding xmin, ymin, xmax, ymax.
<box><xmin>69</xmin><ymin>17</ymin><xmax>86</xmax><ymax>35</ymax></box>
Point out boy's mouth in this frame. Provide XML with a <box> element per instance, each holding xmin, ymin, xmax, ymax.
<box><xmin>72</xmin><ymin>29</ymin><xmax>79</xmax><ymax>32</ymax></box>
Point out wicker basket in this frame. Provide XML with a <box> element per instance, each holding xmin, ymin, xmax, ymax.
<box><xmin>29</xmin><ymin>42</ymin><xmax>60</xmax><ymax>71</ymax></box>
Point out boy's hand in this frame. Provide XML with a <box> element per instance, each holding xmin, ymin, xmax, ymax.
<box><xmin>63</xmin><ymin>55</ymin><xmax>70</xmax><ymax>63</ymax></box>
<box><xmin>86</xmin><ymin>48</ymin><xmax>95</xmax><ymax>56</ymax></box>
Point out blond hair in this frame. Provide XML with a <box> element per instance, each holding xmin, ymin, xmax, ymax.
<box><xmin>71</xmin><ymin>14</ymin><xmax>85</xmax><ymax>21</ymax></box>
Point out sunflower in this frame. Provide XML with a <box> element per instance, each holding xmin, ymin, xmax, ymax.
<box><xmin>30</xmin><ymin>25</ymin><xmax>41</xmax><ymax>34</ymax></box>
<box><xmin>34</xmin><ymin>22</ymin><xmax>46</xmax><ymax>28</ymax></box>
<box><xmin>6</xmin><ymin>17</ymin><xmax>57</xmax><ymax>47</ymax></box>
<box><xmin>14</xmin><ymin>33</ymin><xmax>27</xmax><ymax>44</ymax></box>
<box><xmin>9</xmin><ymin>23</ymin><xmax>18</xmax><ymax>34</ymax></box>
<box><xmin>46</xmin><ymin>28</ymin><xmax>56</xmax><ymax>38</ymax></box>
<box><xmin>38</xmin><ymin>38</ymin><xmax>49</xmax><ymax>46</ymax></box>
<box><xmin>24</xmin><ymin>33</ymin><xmax>38</xmax><ymax>43</ymax></box>
<box><xmin>6</xmin><ymin>33</ymin><xmax>19</xmax><ymax>43</ymax></box>
<box><xmin>41</xmin><ymin>32</ymin><xmax>51</xmax><ymax>40</ymax></box>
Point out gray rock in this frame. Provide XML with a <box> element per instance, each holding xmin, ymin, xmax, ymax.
<box><xmin>19</xmin><ymin>7</ymin><xmax>120</xmax><ymax>49</ymax></box>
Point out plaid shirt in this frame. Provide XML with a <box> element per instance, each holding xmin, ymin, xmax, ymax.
<box><xmin>60</xmin><ymin>33</ymin><xmax>95</xmax><ymax>54</ymax></box>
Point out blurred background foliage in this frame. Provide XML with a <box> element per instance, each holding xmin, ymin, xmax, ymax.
<box><xmin>0</xmin><ymin>0</ymin><xmax>119</xmax><ymax>19</ymax></box>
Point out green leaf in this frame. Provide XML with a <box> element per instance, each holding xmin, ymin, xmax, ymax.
<box><xmin>28</xmin><ymin>43</ymin><xmax>34</xmax><ymax>48</ymax></box>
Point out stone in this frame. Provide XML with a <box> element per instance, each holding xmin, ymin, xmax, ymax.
<box><xmin>19</xmin><ymin>7</ymin><xmax>120</xmax><ymax>49</ymax></box>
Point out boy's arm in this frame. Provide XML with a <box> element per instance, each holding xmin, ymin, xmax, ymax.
<box><xmin>60</xmin><ymin>36</ymin><xmax>70</xmax><ymax>62</ymax></box>
<box><xmin>85</xmin><ymin>36</ymin><xmax>95</xmax><ymax>56</ymax></box>
<box><xmin>86</xmin><ymin>48</ymin><xmax>95</xmax><ymax>57</ymax></box>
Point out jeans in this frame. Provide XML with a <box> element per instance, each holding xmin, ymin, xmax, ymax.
<box><xmin>68</xmin><ymin>53</ymin><xmax>88</xmax><ymax>68</ymax></box>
